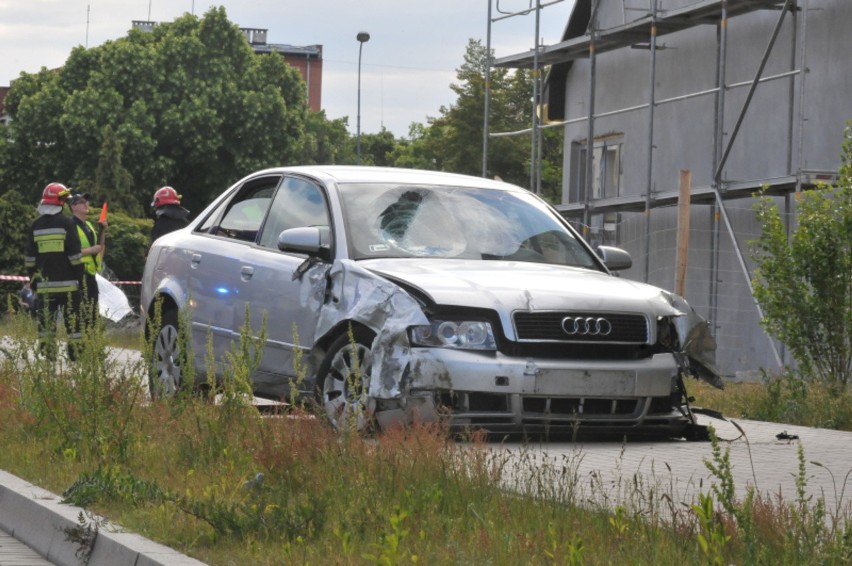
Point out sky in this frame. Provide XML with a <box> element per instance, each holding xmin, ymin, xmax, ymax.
<box><xmin>0</xmin><ymin>0</ymin><xmax>575</xmax><ymax>137</ymax></box>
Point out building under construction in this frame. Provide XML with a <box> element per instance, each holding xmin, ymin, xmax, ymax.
<box><xmin>495</xmin><ymin>0</ymin><xmax>851</xmax><ymax>377</ymax></box>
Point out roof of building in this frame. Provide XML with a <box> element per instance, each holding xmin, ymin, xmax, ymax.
<box><xmin>130</xmin><ymin>21</ymin><xmax>322</xmax><ymax>59</ymax></box>
<box><xmin>252</xmin><ymin>43</ymin><xmax>322</xmax><ymax>58</ymax></box>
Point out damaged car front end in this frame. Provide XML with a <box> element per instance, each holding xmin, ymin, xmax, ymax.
<box><xmin>309</xmin><ymin>258</ymin><xmax>720</xmax><ymax>438</ymax></box>
<box><xmin>141</xmin><ymin>166</ymin><xmax>721</xmax><ymax>439</ymax></box>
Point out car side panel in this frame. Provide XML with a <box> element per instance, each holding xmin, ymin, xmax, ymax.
<box><xmin>185</xmin><ymin>235</ymin><xmax>242</xmax><ymax>369</ymax></box>
<box><xmin>237</xmin><ymin>246</ymin><xmax>326</xmax><ymax>398</ymax></box>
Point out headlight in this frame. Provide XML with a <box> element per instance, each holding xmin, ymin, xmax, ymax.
<box><xmin>410</xmin><ymin>319</ymin><xmax>496</xmax><ymax>350</ymax></box>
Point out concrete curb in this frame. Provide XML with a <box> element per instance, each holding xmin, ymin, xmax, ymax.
<box><xmin>0</xmin><ymin>469</ymin><xmax>205</xmax><ymax>566</ymax></box>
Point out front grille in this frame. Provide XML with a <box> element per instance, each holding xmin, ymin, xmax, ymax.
<box><xmin>500</xmin><ymin>341</ymin><xmax>654</xmax><ymax>360</ymax></box>
<box><xmin>514</xmin><ymin>311</ymin><xmax>650</xmax><ymax>343</ymax></box>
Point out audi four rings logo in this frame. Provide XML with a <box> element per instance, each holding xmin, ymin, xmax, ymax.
<box><xmin>561</xmin><ymin>316</ymin><xmax>613</xmax><ymax>336</ymax></box>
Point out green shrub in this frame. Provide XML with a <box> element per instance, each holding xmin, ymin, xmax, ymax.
<box><xmin>751</xmin><ymin>124</ymin><xmax>852</xmax><ymax>387</ymax></box>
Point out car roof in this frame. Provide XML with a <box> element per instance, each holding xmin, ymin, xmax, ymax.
<box><xmin>246</xmin><ymin>165</ymin><xmax>525</xmax><ymax>192</ymax></box>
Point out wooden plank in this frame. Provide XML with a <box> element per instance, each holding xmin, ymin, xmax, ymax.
<box><xmin>675</xmin><ymin>169</ymin><xmax>692</xmax><ymax>297</ymax></box>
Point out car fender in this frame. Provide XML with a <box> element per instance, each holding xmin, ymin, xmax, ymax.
<box><xmin>655</xmin><ymin>290</ymin><xmax>724</xmax><ymax>388</ymax></box>
<box><xmin>314</xmin><ymin>259</ymin><xmax>428</xmax><ymax>400</ymax></box>
<box><xmin>140</xmin><ymin>247</ymin><xmax>192</xmax><ymax>323</ymax></box>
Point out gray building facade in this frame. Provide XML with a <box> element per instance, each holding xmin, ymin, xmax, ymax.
<box><xmin>496</xmin><ymin>0</ymin><xmax>852</xmax><ymax>377</ymax></box>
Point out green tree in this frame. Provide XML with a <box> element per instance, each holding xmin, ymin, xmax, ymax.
<box><xmin>301</xmin><ymin>111</ymin><xmax>354</xmax><ymax>165</ymax></box>
<box><xmin>751</xmin><ymin>124</ymin><xmax>852</xmax><ymax>387</ymax></box>
<box><xmin>389</xmin><ymin>123</ymin><xmax>441</xmax><ymax>170</ymax></box>
<box><xmin>0</xmin><ymin>191</ymin><xmax>35</xmax><ymax>277</ymax></box>
<box><xmin>101</xmin><ymin>212</ymin><xmax>151</xmax><ymax>283</ymax></box>
<box><xmin>391</xmin><ymin>39</ymin><xmax>562</xmax><ymax>201</ymax></box>
<box><xmin>1</xmin><ymin>7</ymin><xmax>309</xmax><ymax>216</ymax></box>
<box><xmin>92</xmin><ymin>124</ymin><xmax>138</xmax><ymax>216</ymax></box>
<box><xmin>1</xmin><ymin>68</ymin><xmax>69</xmax><ymax>197</ymax></box>
<box><xmin>358</xmin><ymin>129</ymin><xmax>398</xmax><ymax>166</ymax></box>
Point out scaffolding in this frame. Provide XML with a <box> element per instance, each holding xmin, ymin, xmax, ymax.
<box><xmin>491</xmin><ymin>1</ymin><xmax>832</xmax><ymax>210</ymax></box>
<box><xmin>484</xmin><ymin>0</ymin><xmax>566</xmax><ymax>193</ymax></box>
<box><xmin>492</xmin><ymin>0</ymin><xmax>845</xmax><ymax>374</ymax></box>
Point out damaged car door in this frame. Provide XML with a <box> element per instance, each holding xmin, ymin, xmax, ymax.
<box><xmin>239</xmin><ymin>176</ymin><xmax>333</xmax><ymax>398</ymax></box>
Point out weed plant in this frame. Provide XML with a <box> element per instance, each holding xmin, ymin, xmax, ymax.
<box><xmin>690</xmin><ymin>372</ymin><xmax>852</xmax><ymax>431</ymax></box>
<box><xmin>1</xmin><ymin>298</ymin><xmax>145</xmax><ymax>464</ymax></box>
<box><xmin>2</xmin><ymin>307</ymin><xmax>852</xmax><ymax>564</ymax></box>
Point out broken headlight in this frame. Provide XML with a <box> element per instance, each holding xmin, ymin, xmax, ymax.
<box><xmin>409</xmin><ymin>319</ymin><xmax>496</xmax><ymax>351</ymax></box>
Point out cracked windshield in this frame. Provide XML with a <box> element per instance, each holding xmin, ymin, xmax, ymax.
<box><xmin>340</xmin><ymin>183</ymin><xmax>596</xmax><ymax>268</ymax></box>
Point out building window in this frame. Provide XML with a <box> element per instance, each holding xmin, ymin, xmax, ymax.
<box><xmin>589</xmin><ymin>212</ymin><xmax>620</xmax><ymax>248</ymax></box>
<box><xmin>569</xmin><ymin>137</ymin><xmax>624</xmax><ymax>203</ymax></box>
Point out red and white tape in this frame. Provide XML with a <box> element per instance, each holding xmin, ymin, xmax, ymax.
<box><xmin>0</xmin><ymin>274</ymin><xmax>140</xmax><ymax>285</ymax></box>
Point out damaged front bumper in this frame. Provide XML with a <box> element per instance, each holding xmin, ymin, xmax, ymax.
<box><xmin>373</xmin><ymin>348</ymin><xmax>691</xmax><ymax>435</ymax></box>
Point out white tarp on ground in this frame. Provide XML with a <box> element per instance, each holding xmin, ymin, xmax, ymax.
<box><xmin>96</xmin><ymin>274</ymin><xmax>133</xmax><ymax>322</ymax></box>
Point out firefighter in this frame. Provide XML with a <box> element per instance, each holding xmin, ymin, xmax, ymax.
<box><xmin>149</xmin><ymin>186</ymin><xmax>189</xmax><ymax>250</ymax></box>
<box><xmin>25</xmin><ymin>183</ymin><xmax>85</xmax><ymax>361</ymax></box>
<box><xmin>68</xmin><ymin>192</ymin><xmax>107</xmax><ymax>325</ymax></box>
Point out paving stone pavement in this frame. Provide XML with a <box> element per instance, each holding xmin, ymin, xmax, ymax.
<box><xmin>0</xmin><ymin>529</ymin><xmax>53</xmax><ymax>565</ymax></box>
<box><xmin>498</xmin><ymin>415</ymin><xmax>852</xmax><ymax>522</ymax></box>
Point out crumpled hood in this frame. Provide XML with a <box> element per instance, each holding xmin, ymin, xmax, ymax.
<box><xmin>362</xmin><ymin>258</ymin><xmax>682</xmax><ymax>317</ymax></box>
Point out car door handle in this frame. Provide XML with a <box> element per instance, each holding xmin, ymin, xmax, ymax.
<box><xmin>191</xmin><ymin>253</ymin><xmax>202</xmax><ymax>268</ymax></box>
<box><xmin>240</xmin><ymin>266</ymin><xmax>255</xmax><ymax>281</ymax></box>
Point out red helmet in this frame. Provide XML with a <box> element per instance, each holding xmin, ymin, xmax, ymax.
<box><xmin>152</xmin><ymin>186</ymin><xmax>182</xmax><ymax>208</ymax></box>
<box><xmin>41</xmin><ymin>182</ymin><xmax>71</xmax><ymax>206</ymax></box>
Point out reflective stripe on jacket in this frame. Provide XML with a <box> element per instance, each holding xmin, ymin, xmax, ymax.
<box><xmin>35</xmin><ymin>279</ymin><xmax>80</xmax><ymax>294</ymax></box>
<box><xmin>26</xmin><ymin>212</ymin><xmax>84</xmax><ymax>294</ymax></box>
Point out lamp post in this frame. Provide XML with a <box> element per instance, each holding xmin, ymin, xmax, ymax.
<box><xmin>356</xmin><ymin>31</ymin><xmax>370</xmax><ymax>165</ymax></box>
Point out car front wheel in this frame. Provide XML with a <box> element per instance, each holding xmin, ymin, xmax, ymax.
<box><xmin>150</xmin><ymin>308</ymin><xmax>183</xmax><ymax>398</ymax></box>
<box><xmin>317</xmin><ymin>328</ymin><xmax>375</xmax><ymax>432</ymax></box>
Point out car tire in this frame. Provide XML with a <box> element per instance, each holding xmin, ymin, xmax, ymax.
<box><xmin>317</xmin><ymin>327</ymin><xmax>376</xmax><ymax>432</ymax></box>
<box><xmin>149</xmin><ymin>308</ymin><xmax>184</xmax><ymax>399</ymax></box>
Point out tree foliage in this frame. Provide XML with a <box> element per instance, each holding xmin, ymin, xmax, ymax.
<box><xmin>92</xmin><ymin>124</ymin><xmax>138</xmax><ymax>215</ymax></box>
<box><xmin>101</xmin><ymin>212</ymin><xmax>151</xmax><ymax>283</ymax></box>
<box><xmin>752</xmin><ymin>125</ymin><xmax>852</xmax><ymax>387</ymax></box>
<box><xmin>1</xmin><ymin>7</ymin><xmax>308</xmax><ymax>216</ymax></box>
<box><xmin>0</xmin><ymin>191</ymin><xmax>36</xmax><ymax>305</ymax></box>
<box><xmin>393</xmin><ymin>39</ymin><xmax>562</xmax><ymax>202</ymax></box>
<box><xmin>0</xmin><ymin>191</ymin><xmax>35</xmax><ymax>277</ymax></box>
<box><xmin>300</xmin><ymin>111</ymin><xmax>354</xmax><ymax>165</ymax></box>
<box><xmin>0</xmin><ymin>29</ymin><xmax>568</xmax><ymax>285</ymax></box>
<box><xmin>358</xmin><ymin>129</ymin><xmax>398</xmax><ymax>167</ymax></box>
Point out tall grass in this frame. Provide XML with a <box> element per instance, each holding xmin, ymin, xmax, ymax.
<box><xmin>2</xmin><ymin>307</ymin><xmax>852</xmax><ymax>564</ymax></box>
<box><xmin>690</xmin><ymin>372</ymin><xmax>852</xmax><ymax>431</ymax></box>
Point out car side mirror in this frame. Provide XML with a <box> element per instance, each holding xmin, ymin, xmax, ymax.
<box><xmin>596</xmin><ymin>245</ymin><xmax>632</xmax><ymax>271</ymax></box>
<box><xmin>278</xmin><ymin>226</ymin><xmax>331</xmax><ymax>260</ymax></box>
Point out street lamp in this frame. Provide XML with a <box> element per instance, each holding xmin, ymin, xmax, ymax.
<box><xmin>356</xmin><ymin>31</ymin><xmax>370</xmax><ymax>165</ymax></box>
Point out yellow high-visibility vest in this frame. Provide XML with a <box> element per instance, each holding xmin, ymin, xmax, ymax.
<box><xmin>76</xmin><ymin>220</ymin><xmax>102</xmax><ymax>276</ymax></box>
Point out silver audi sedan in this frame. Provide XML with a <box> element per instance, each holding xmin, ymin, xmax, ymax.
<box><xmin>141</xmin><ymin>166</ymin><xmax>721</xmax><ymax>437</ymax></box>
